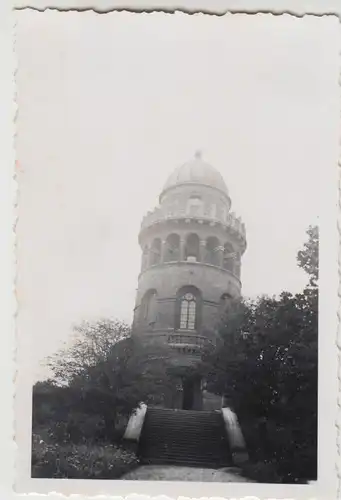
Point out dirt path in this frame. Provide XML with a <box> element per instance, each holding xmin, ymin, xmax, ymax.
<box><xmin>122</xmin><ymin>465</ymin><xmax>253</xmax><ymax>482</ymax></box>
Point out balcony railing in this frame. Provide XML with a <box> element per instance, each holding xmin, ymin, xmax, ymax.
<box><xmin>167</xmin><ymin>333</ymin><xmax>215</xmax><ymax>354</ymax></box>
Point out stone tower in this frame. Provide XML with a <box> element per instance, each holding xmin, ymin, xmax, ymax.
<box><xmin>133</xmin><ymin>152</ymin><xmax>247</xmax><ymax>410</ymax></box>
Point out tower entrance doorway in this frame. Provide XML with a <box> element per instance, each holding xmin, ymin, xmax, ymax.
<box><xmin>182</xmin><ymin>377</ymin><xmax>195</xmax><ymax>410</ymax></box>
<box><xmin>181</xmin><ymin>376</ymin><xmax>202</xmax><ymax>410</ymax></box>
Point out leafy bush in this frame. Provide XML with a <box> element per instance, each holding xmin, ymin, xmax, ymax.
<box><xmin>31</xmin><ymin>433</ymin><xmax>139</xmax><ymax>479</ymax></box>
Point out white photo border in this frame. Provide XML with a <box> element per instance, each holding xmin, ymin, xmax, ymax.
<box><xmin>9</xmin><ymin>8</ymin><xmax>341</xmax><ymax>500</ymax></box>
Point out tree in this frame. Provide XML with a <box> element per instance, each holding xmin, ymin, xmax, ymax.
<box><xmin>36</xmin><ymin>319</ymin><xmax>174</xmax><ymax>444</ymax></box>
<box><xmin>297</xmin><ymin>225</ymin><xmax>318</xmax><ymax>287</ymax></box>
<box><xmin>46</xmin><ymin>318</ymin><xmax>130</xmax><ymax>385</ymax></box>
<box><xmin>205</xmin><ymin>225</ymin><xmax>318</xmax><ymax>482</ymax></box>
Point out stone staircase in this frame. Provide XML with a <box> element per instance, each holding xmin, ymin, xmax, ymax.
<box><xmin>138</xmin><ymin>407</ymin><xmax>233</xmax><ymax>468</ymax></box>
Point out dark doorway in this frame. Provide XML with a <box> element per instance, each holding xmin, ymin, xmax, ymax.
<box><xmin>181</xmin><ymin>376</ymin><xmax>203</xmax><ymax>410</ymax></box>
<box><xmin>182</xmin><ymin>377</ymin><xmax>195</xmax><ymax>410</ymax></box>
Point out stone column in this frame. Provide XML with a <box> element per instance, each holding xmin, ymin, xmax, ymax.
<box><xmin>217</xmin><ymin>246</ymin><xmax>224</xmax><ymax>267</ymax></box>
<box><xmin>180</xmin><ymin>238</ymin><xmax>186</xmax><ymax>261</ymax></box>
<box><xmin>199</xmin><ymin>239</ymin><xmax>206</xmax><ymax>263</ymax></box>
<box><xmin>160</xmin><ymin>239</ymin><xmax>167</xmax><ymax>263</ymax></box>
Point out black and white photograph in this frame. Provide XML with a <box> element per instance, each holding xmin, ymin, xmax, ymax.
<box><xmin>14</xmin><ymin>9</ymin><xmax>339</xmax><ymax>498</ymax></box>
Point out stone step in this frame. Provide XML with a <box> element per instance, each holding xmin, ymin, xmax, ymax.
<box><xmin>142</xmin><ymin>426</ymin><xmax>223</xmax><ymax>434</ymax></box>
<box><xmin>146</xmin><ymin>408</ymin><xmax>221</xmax><ymax>417</ymax></box>
<box><xmin>138</xmin><ymin>408</ymin><xmax>233</xmax><ymax>468</ymax></box>
<box><xmin>140</xmin><ymin>457</ymin><xmax>227</xmax><ymax>468</ymax></box>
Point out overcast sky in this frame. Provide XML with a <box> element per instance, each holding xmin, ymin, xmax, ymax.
<box><xmin>15</xmin><ymin>11</ymin><xmax>338</xmax><ymax>379</ymax></box>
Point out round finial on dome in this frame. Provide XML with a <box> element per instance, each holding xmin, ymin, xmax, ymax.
<box><xmin>194</xmin><ymin>150</ymin><xmax>202</xmax><ymax>160</ymax></box>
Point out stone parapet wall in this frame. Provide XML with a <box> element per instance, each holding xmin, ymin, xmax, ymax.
<box><xmin>140</xmin><ymin>210</ymin><xmax>246</xmax><ymax>246</ymax></box>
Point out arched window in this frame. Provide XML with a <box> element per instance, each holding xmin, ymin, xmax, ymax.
<box><xmin>150</xmin><ymin>238</ymin><xmax>161</xmax><ymax>265</ymax></box>
<box><xmin>185</xmin><ymin>233</ymin><xmax>200</xmax><ymax>262</ymax></box>
<box><xmin>220</xmin><ymin>293</ymin><xmax>232</xmax><ymax>315</ymax></box>
<box><xmin>140</xmin><ymin>289</ymin><xmax>157</xmax><ymax>326</ymax></box>
<box><xmin>223</xmin><ymin>243</ymin><xmax>235</xmax><ymax>272</ymax></box>
<box><xmin>187</xmin><ymin>196</ymin><xmax>203</xmax><ymax>217</ymax></box>
<box><xmin>164</xmin><ymin>233</ymin><xmax>180</xmax><ymax>262</ymax></box>
<box><xmin>180</xmin><ymin>293</ymin><xmax>197</xmax><ymax>330</ymax></box>
<box><xmin>176</xmin><ymin>286</ymin><xmax>201</xmax><ymax>331</ymax></box>
<box><xmin>205</xmin><ymin>236</ymin><xmax>220</xmax><ymax>266</ymax></box>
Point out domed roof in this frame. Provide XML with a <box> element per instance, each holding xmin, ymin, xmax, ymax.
<box><xmin>161</xmin><ymin>152</ymin><xmax>229</xmax><ymax>198</ymax></box>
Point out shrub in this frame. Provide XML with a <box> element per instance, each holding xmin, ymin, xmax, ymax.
<box><xmin>239</xmin><ymin>417</ymin><xmax>316</xmax><ymax>483</ymax></box>
<box><xmin>31</xmin><ymin>433</ymin><xmax>139</xmax><ymax>479</ymax></box>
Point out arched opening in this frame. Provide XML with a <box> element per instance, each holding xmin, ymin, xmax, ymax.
<box><xmin>185</xmin><ymin>233</ymin><xmax>200</xmax><ymax>262</ymax></box>
<box><xmin>205</xmin><ymin>236</ymin><xmax>220</xmax><ymax>266</ymax></box>
<box><xmin>150</xmin><ymin>238</ymin><xmax>161</xmax><ymax>265</ymax></box>
<box><xmin>140</xmin><ymin>289</ymin><xmax>157</xmax><ymax>327</ymax></box>
<box><xmin>187</xmin><ymin>196</ymin><xmax>203</xmax><ymax>217</ymax></box>
<box><xmin>164</xmin><ymin>233</ymin><xmax>180</xmax><ymax>262</ymax></box>
<box><xmin>176</xmin><ymin>286</ymin><xmax>202</xmax><ymax>331</ymax></box>
<box><xmin>223</xmin><ymin>243</ymin><xmax>235</xmax><ymax>272</ymax></box>
<box><xmin>180</xmin><ymin>293</ymin><xmax>196</xmax><ymax>330</ymax></box>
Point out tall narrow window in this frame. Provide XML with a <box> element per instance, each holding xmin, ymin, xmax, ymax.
<box><xmin>176</xmin><ymin>286</ymin><xmax>201</xmax><ymax>331</ymax></box>
<box><xmin>187</xmin><ymin>196</ymin><xmax>202</xmax><ymax>217</ymax></box>
<box><xmin>185</xmin><ymin>233</ymin><xmax>200</xmax><ymax>262</ymax></box>
<box><xmin>180</xmin><ymin>292</ymin><xmax>197</xmax><ymax>330</ymax></box>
